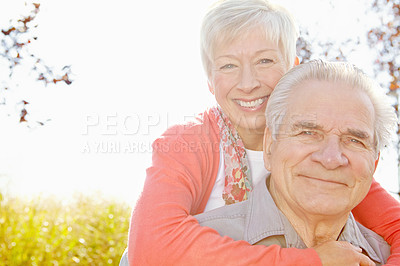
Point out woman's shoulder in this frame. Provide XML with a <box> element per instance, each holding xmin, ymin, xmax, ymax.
<box><xmin>151</xmin><ymin>108</ymin><xmax>220</xmax><ymax>156</ymax></box>
<box><xmin>160</xmin><ymin>108</ymin><xmax>219</xmax><ymax>141</ymax></box>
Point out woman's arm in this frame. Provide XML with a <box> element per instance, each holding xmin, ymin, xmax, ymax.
<box><xmin>126</xmin><ymin>112</ymin><xmax>375</xmax><ymax>265</ymax></box>
<box><xmin>353</xmin><ymin>179</ymin><xmax>400</xmax><ymax>265</ymax></box>
<box><xmin>127</xmin><ymin>131</ymin><xmax>320</xmax><ymax>265</ymax></box>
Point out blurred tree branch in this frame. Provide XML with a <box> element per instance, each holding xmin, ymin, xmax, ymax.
<box><xmin>0</xmin><ymin>2</ymin><xmax>73</xmax><ymax>126</ymax></box>
<box><xmin>367</xmin><ymin>0</ymin><xmax>400</xmax><ymax>165</ymax></box>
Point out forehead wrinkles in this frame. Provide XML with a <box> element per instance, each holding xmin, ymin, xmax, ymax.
<box><xmin>284</xmin><ymin>81</ymin><xmax>375</xmax><ymax>130</ymax></box>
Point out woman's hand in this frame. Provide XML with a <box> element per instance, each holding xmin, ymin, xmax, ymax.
<box><xmin>313</xmin><ymin>240</ymin><xmax>375</xmax><ymax>266</ymax></box>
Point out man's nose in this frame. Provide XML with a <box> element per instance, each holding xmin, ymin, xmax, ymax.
<box><xmin>310</xmin><ymin>136</ymin><xmax>349</xmax><ymax>169</ymax></box>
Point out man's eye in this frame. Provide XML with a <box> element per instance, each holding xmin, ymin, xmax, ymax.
<box><xmin>343</xmin><ymin>137</ymin><xmax>369</xmax><ymax>149</ymax></box>
<box><xmin>300</xmin><ymin>131</ymin><xmax>314</xmax><ymax>136</ymax></box>
<box><xmin>293</xmin><ymin>130</ymin><xmax>321</xmax><ymax>142</ymax></box>
<box><xmin>349</xmin><ymin>138</ymin><xmax>366</xmax><ymax>147</ymax></box>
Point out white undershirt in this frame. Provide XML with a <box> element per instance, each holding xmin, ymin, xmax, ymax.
<box><xmin>204</xmin><ymin>144</ymin><xmax>270</xmax><ymax>212</ymax></box>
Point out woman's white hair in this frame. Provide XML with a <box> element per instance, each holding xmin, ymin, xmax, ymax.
<box><xmin>266</xmin><ymin>59</ymin><xmax>398</xmax><ymax>153</ymax></box>
<box><xmin>200</xmin><ymin>0</ymin><xmax>299</xmax><ymax>78</ymax></box>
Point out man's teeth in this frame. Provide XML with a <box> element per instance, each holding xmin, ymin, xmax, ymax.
<box><xmin>237</xmin><ymin>98</ymin><xmax>265</xmax><ymax>108</ymax></box>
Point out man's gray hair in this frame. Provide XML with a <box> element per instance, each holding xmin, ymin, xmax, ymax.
<box><xmin>266</xmin><ymin>59</ymin><xmax>398</xmax><ymax>152</ymax></box>
<box><xmin>200</xmin><ymin>0</ymin><xmax>299</xmax><ymax>78</ymax></box>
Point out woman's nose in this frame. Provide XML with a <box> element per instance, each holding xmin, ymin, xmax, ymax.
<box><xmin>238</xmin><ymin>65</ymin><xmax>260</xmax><ymax>93</ymax></box>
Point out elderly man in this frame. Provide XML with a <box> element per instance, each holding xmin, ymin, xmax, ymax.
<box><xmin>194</xmin><ymin>60</ymin><xmax>397</xmax><ymax>265</ymax></box>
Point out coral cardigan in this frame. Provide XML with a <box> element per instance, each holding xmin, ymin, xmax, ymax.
<box><xmin>128</xmin><ymin>109</ymin><xmax>400</xmax><ymax>265</ymax></box>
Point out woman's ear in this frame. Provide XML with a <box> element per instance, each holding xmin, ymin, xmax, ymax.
<box><xmin>263</xmin><ymin>127</ymin><xmax>273</xmax><ymax>171</ymax></box>
<box><xmin>294</xmin><ymin>56</ymin><xmax>300</xmax><ymax>66</ymax></box>
<box><xmin>208</xmin><ymin>81</ymin><xmax>215</xmax><ymax>95</ymax></box>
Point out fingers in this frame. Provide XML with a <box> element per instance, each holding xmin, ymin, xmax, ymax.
<box><xmin>358</xmin><ymin>252</ymin><xmax>375</xmax><ymax>266</ymax></box>
<box><xmin>336</xmin><ymin>241</ymin><xmax>374</xmax><ymax>266</ymax></box>
<box><xmin>336</xmin><ymin>241</ymin><xmax>361</xmax><ymax>252</ymax></box>
<box><xmin>314</xmin><ymin>241</ymin><xmax>376</xmax><ymax>266</ymax></box>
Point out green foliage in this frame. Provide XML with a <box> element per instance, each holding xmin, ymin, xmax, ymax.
<box><xmin>0</xmin><ymin>192</ymin><xmax>131</xmax><ymax>265</ymax></box>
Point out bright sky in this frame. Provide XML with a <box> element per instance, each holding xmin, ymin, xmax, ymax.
<box><xmin>0</xmin><ymin>0</ymin><xmax>398</xmax><ymax>205</ymax></box>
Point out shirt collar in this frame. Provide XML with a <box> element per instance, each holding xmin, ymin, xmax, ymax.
<box><xmin>243</xmin><ymin>174</ymin><xmax>383</xmax><ymax>264</ymax></box>
<box><xmin>339</xmin><ymin>213</ymin><xmax>382</xmax><ymax>263</ymax></box>
<box><xmin>243</xmin><ymin>173</ymin><xmax>284</xmax><ymax>244</ymax></box>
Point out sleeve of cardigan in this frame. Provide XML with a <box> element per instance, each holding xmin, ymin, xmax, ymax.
<box><xmin>127</xmin><ymin>134</ymin><xmax>321</xmax><ymax>266</ymax></box>
<box><xmin>353</xmin><ymin>179</ymin><xmax>400</xmax><ymax>265</ymax></box>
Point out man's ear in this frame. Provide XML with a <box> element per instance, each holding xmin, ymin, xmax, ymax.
<box><xmin>294</xmin><ymin>56</ymin><xmax>300</xmax><ymax>66</ymax></box>
<box><xmin>374</xmin><ymin>152</ymin><xmax>380</xmax><ymax>173</ymax></box>
<box><xmin>263</xmin><ymin>127</ymin><xmax>273</xmax><ymax>171</ymax></box>
<box><xmin>208</xmin><ymin>81</ymin><xmax>215</xmax><ymax>95</ymax></box>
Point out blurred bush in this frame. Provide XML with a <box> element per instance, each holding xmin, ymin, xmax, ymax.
<box><xmin>0</xmin><ymin>192</ymin><xmax>131</xmax><ymax>265</ymax></box>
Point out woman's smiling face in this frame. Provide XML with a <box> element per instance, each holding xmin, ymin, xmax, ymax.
<box><xmin>208</xmin><ymin>27</ymin><xmax>288</xmax><ymax>148</ymax></box>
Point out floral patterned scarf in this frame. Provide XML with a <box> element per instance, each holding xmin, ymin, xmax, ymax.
<box><xmin>212</xmin><ymin>106</ymin><xmax>252</xmax><ymax>205</ymax></box>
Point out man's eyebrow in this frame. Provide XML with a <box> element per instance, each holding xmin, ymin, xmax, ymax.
<box><xmin>346</xmin><ymin>128</ymin><xmax>371</xmax><ymax>139</ymax></box>
<box><xmin>291</xmin><ymin>121</ymin><xmax>372</xmax><ymax>139</ymax></box>
<box><xmin>291</xmin><ymin>121</ymin><xmax>322</xmax><ymax>131</ymax></box>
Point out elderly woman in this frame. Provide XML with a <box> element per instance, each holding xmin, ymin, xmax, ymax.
<box><xmin>126</xmin><ymin>0</ymin><xmax>400</xmax><ymax>265</ymax></box>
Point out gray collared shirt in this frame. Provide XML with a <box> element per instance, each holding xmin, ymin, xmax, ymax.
<box><xmin>195</xmin><ymin>174</ymin><xmax>390</xmax><ymax>265</ymax></box>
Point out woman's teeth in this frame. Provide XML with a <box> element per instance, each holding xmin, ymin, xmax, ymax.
<box><xmin>236</xmin><ymin>98</ymin><xmax>265</xmax><ymax>108</ymax></box>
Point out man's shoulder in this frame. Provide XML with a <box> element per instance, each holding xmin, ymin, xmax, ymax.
<box><xmin>194</xmin><ymin>201</ymin><xmax>249</xmax><ymax>241</ymax></box>
<box><xmin>355</xmin><ymin>221</ymin><xmax>391</xmax><ymax>263</ymax></box>
<box><xmin>195</xmin><ymin>201</ymin><xmax>248</xmax><ymax>222</ymax></box>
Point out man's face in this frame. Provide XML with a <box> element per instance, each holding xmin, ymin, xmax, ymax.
<box><xmin>264</xmin><ymin>79</ymin><xmax>377</xmax><ymax>218</ymax></box>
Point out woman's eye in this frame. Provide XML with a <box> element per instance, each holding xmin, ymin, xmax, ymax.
<box><xmin>220</xmin><ymin>64</ymin><xmax>236</xmax><ymax>70</ymax></box>
<box><xmin>259</xmin><ymin>58</ymin><xmax>273</xmax><ymax>64</ymax></box>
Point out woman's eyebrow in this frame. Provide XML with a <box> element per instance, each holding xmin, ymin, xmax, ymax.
<box><xmin>215</xmin><ymin>49</ymin><xmax>278</xmax><ymax>61</ymax></box>
<box><xmin>255</xmin><ymin>48</ymin><xmax>279</xmax><ymax>55</ymax></box>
